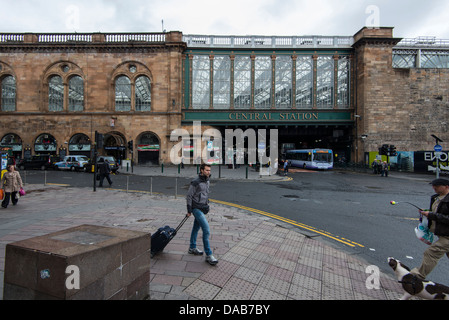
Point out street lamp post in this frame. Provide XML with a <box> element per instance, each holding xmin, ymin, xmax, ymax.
<box><xmin>431</xmin><ymin>134</ymin><xmax>443</xmax><ymax>179</ymax></box>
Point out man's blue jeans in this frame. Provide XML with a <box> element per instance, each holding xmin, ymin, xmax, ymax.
<box><xmin>190</xmin><ymin>208</ymin><xmax>212</xmax><ymax>256</ymax></box>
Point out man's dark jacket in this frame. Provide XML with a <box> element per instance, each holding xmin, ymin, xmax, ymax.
<box><xmin>428</xmin><ymin>193</ymin><xmax>449</xmax><ymax>236</ymax></box>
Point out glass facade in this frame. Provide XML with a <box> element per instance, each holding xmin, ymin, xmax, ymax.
<box><xmin>233</xmin><ymin>56</ymin><xmax>251</xmax><ymax>109</ymax></box>
<box><xmin>393</xmin><ymin>49</ymin><xmax>449</xmax><ymax>68</ymax></box>
<box><xmin>213</xmin><ymin>56</ymin><xmax>231</xmax><ymax>109</ymax></box>
<box><xmin>192</xmin><ymin>55</ymin><xmax>210</xmax><ymax>109</ymax></box>
<box><xmin>188</xmin><ymin>53</ymin><xmax>351</xmax><ymax>110</ymax></box>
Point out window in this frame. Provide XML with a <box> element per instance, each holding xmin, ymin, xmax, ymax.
<box><xmin>316</xmin><ymin>56</ymin><xmax>334</xmax><ymax>109</ymax></box>
<box><xmin>68</xmin><ymin>75</ymin><xmax>84</xmax><ymax>111</ymax></box>
<box><xmin>213</xmin><ymin>56</ymin><xmax>231</xmax><ymax>109</ymax></box>
<box><xmin>135</xmin><ymin>76</ymin><xmax>151</xmax><ymax>111</ymax></box>
<box><xmin>1</xmin><ymin>75</ymin><xmax>16</xmax><ymax>111</ymax></box>
<box><xmin>275</xmin><ymin>56</ymin><xmax>292</xmax><ymax>108</ymax></box>
<box><xmin>254</xmin><ymin>56</ymin><xmax>272</xmax><ymax>109</ymax></box>
<box><xmin>115</xmin><ymin>76</ymin><xmax>131</xmax><ymax>111</ymax></box>
<box><xmin>296</xmin><ymin>56</ymin><xmax>313</xmax><ymax>108</ymax></box>
<box><xmin>48</xmin><ymin>75</ymin><xmax>64</xmax><ymax>111</ymax></box>
<box><xmin>192</xmin><ymin>56</ymin><xmax>210</xmax><ymax>109</ymax></box>
<box><xmin>234</xmin><ymin>56</ymin><xmax>251</xmax><ymax>109</ymax></box>
<box><xmin>337</xmin><ymin>56</ymin><xmax>350</xmax><ymax>108</ymax></box>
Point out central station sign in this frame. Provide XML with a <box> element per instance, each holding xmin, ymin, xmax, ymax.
<box><xmin>183</xmin><ymin>111</ymin><xmax>352</xmax><ymax>124</ymax></box>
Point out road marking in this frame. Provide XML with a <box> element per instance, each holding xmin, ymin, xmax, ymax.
<box><xmin>210</xmin><ymin>199</ymin><xmax>364</xmax><ymax>248</ymax></box>
<box><xmin>45</xmin><ymin>183</ymin><xmax>71</xmax><ymax>186</ymax></box>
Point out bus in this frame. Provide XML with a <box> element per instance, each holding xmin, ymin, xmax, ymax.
<box><xmin>285</xmin><ymin>149</ymin><xmax>333</xmax><ymax>170</ymax></box>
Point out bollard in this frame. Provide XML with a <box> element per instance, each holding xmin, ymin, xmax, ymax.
<box><xmin>219</xmin><ymin>164</ymin><xmax>221</xmax><ymax>178</ymax></box>
<box><xmin>126</xmin><ymin>162</ymin><xmax>129</xmax><ymax>172</ymax></box>
<box><xmin>126</xmin><ymin>176</ymin><xmax>129</xmax><ymax>193</ymax></box>
<box><xmin>44</xmin><ymin>170</ymin><xmax>47</xmax><ymax>186</ymax></box>
<box><xmin>161</xmin><ymin>163</ymin><xmax>164</xmax><ymax>173</ymax></box>
<box><xmin>175</xmin><ymin>177</ymin><xmax>178</xmax><ymax>199</ymax></box>
<box><xmin>150</xmin><ymin>177</ymin><xmax>153</xmax><ymax>195</ymax></box>
<box><xmin>246</xmin><ymin>165</ymin><xmax>248</xmax><ymax>179</ymax></box>
<box><xmin>178</xmin><ymin>164</ymin><xmax>180</xmax><ymax>174</ymax></box>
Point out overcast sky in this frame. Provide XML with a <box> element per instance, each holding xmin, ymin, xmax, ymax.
<box><xmin>2</xmin><ymin>0</ymin><xmax>449</xmax><ymax>39</ymax></box>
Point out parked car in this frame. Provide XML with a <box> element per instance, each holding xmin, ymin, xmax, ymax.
<box><xmin>83</xmin><ymin>156</ymin><xmax>119</xmax><ymax>173</ymax></box>
<box><xmin>55</xmin><ymin>155</ymin><xmax>89</xmax><ymax>171</ymax></box>
<box><xmin>18</xmin><ymin>154</ymin><xmax>60</xmax><ymax>170</ymax></box>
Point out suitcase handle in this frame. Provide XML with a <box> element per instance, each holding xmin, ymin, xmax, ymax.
<box><xmin>175</xmin><ymin>215</ymin><xmax>189</xmax><ymax>233</ymax></box>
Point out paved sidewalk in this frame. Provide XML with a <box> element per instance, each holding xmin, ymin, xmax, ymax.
<box><xmin>0</xmin><ymin>182</ymin><xmax>406</xmax><ymax>300</ymax></box>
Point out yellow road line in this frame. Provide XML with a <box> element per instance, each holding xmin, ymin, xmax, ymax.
<box><xmin>45</xmin><ymin>183</ymin><xmax>71</xmax><ymax>186</ymax></box>
<box><xmin>210</xmin><ymin>199</ymin><xmax>364</xmax><ymax>248</ymax></box>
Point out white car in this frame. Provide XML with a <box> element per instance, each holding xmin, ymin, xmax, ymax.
<box><xmin>55</xmin><ymin>155</ymin><xmax>89</xmax><ymax>171</ymax></box>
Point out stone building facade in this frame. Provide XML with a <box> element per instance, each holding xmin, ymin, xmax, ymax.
<box><xmin>0</xmin><ymin>32</ymin><xmax>185</xmax><ymax>164</ymax></box>
<box><xmin>353</xmin><ymin>27</ymin><xmax>449</xmax><ymax>162</ymax></box>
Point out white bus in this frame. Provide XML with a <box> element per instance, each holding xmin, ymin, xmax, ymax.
<box><xmin>285</xmin><ymin>149</ymin><xmax>333</xmax><ymax>170</ymax></box>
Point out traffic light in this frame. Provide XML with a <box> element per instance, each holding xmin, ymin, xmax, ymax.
<box><xmin>379</xmin><ymin>144</ymin><xmax>389</xmax><ymax>155</ymax></box>
<box><xmin>95</xmin><ymin>131</ymin><xmax>103</xmax><ymax>149</ymax></box>
<box><xmin>128</xmin><ymin>140</ymin><xmax>133</xmax><ymax>151</ymax></box>
<box><xmin>389</xmin><ymin>145</ymin><xmax>397</xmax><ymax>156</ymax></box>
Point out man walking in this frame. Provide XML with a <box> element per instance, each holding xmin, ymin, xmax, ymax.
<box><xmin>98</xmin><ymin>157</ymin><xmax>112</xmax><ymax>187</ymax></box>
<box><xmin>411</xmin><ymin>178</ymin><xmax>449</xmax><ymax>279</ymax></box>
<box><xmin>186</xmin><ymin>163</ymin><xmax>218</xmax><ymax>265</ymax></box>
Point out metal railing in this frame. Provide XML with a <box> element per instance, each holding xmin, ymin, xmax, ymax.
<box><xmin>396</xmin><ymin>37</ymin><xmax>449</xmax><ymax>48</ymax></box>
<box><xmin>183</xmin><ymin>34</ymin><xmax>354</xmax><ymax>48</ymax></box>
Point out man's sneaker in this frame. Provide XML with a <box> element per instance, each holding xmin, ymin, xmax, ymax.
<box><xmin>188</xmin><ymin>248</ymin><xmax>203</xmax><ymax>255</ymax></box>
<box><xmin>206</xmin><ymin>255</ymin><xmax>218</xmax><ymax>265</ymax></box>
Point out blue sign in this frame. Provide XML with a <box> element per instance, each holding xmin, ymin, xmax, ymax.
<box><xmin>434</xmin><ymin>144</ymin><xmax>443</xmax><ymax>152</ymax></box>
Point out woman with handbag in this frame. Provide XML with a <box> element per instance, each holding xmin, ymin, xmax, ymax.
<box><xmin>1</xmin><ymin>164</ymin><xmax>24</xmax><ymax>208</ymax></box>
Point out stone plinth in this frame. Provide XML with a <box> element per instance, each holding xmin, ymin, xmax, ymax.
<box><xmin>3</xmin><ymin>224</ymin><xmax>151</xmax><ymax>300</ymax></box>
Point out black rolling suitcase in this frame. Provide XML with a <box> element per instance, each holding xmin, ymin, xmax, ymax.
<box><xmin>151</xmin><ymin>215</ymin><xmax>189</xmax><ymax>257</ymax></box>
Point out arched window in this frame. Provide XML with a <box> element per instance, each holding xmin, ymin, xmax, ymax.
<box><xmin>135</xmin><ymin>75</ymin><xmax>151</xmax><ymax>111</ymax></box>
<box><xmin>1</xmin><ymin>75</ymin><xmax>16</xmax><ymax>111</ymax></box>
<box><xmin>115</xmin><ymin>76</ymin><xmax>131</xmax><ymax>111</ymax></box>
<box><xmin>48</xmin><ymin>75</ymin><xmax>64</xmax><ymax>111</ymax></box>
<box><xmin>68</xmin><ymin>75</ymin><xmax>84</xmax><ymax>111</ymax></box>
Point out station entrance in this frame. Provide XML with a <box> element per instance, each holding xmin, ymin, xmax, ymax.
<box><xmin>205</xmin><ymin>124</ymin><xmax>354</xmax><ymax>164</ymax></box>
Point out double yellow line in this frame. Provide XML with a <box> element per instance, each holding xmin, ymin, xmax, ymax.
<box><xmin>210</xmin><ymin>199</ymin><xmax>364</xmax><ymax>248</ymax></box>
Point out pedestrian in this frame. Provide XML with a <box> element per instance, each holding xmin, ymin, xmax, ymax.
<box><xmin>283</xmin><ymin>159</ymin><xmax>289</xmax><ymax>175</ymax></box>
<box><xmin>1</xmin><ymin>164</ymin><xmax>23</xmax><ymax>208</ymax></box>
<box><xmin>98</xmin><ymin>157</ymin><xmax>112</xmax><ymax>187</ymax></box>
<box><xmin>381</xmin><ymin>161</ymin><xmax>389</xmax><ymax>177</ymax></box>
<box><xmin>186</xmin><ymin>163</ymin><xmax>218</xmax><ymax>265</ymax></box>
<box><xmin>411</xmin><ymin>178</ymin><xmax>449</xmax><ymax>279</ymax></box>
<box><xmin>372</xmin><ymin>160</ymin><xmax>378</xmax><ymax>174</ymax></box>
